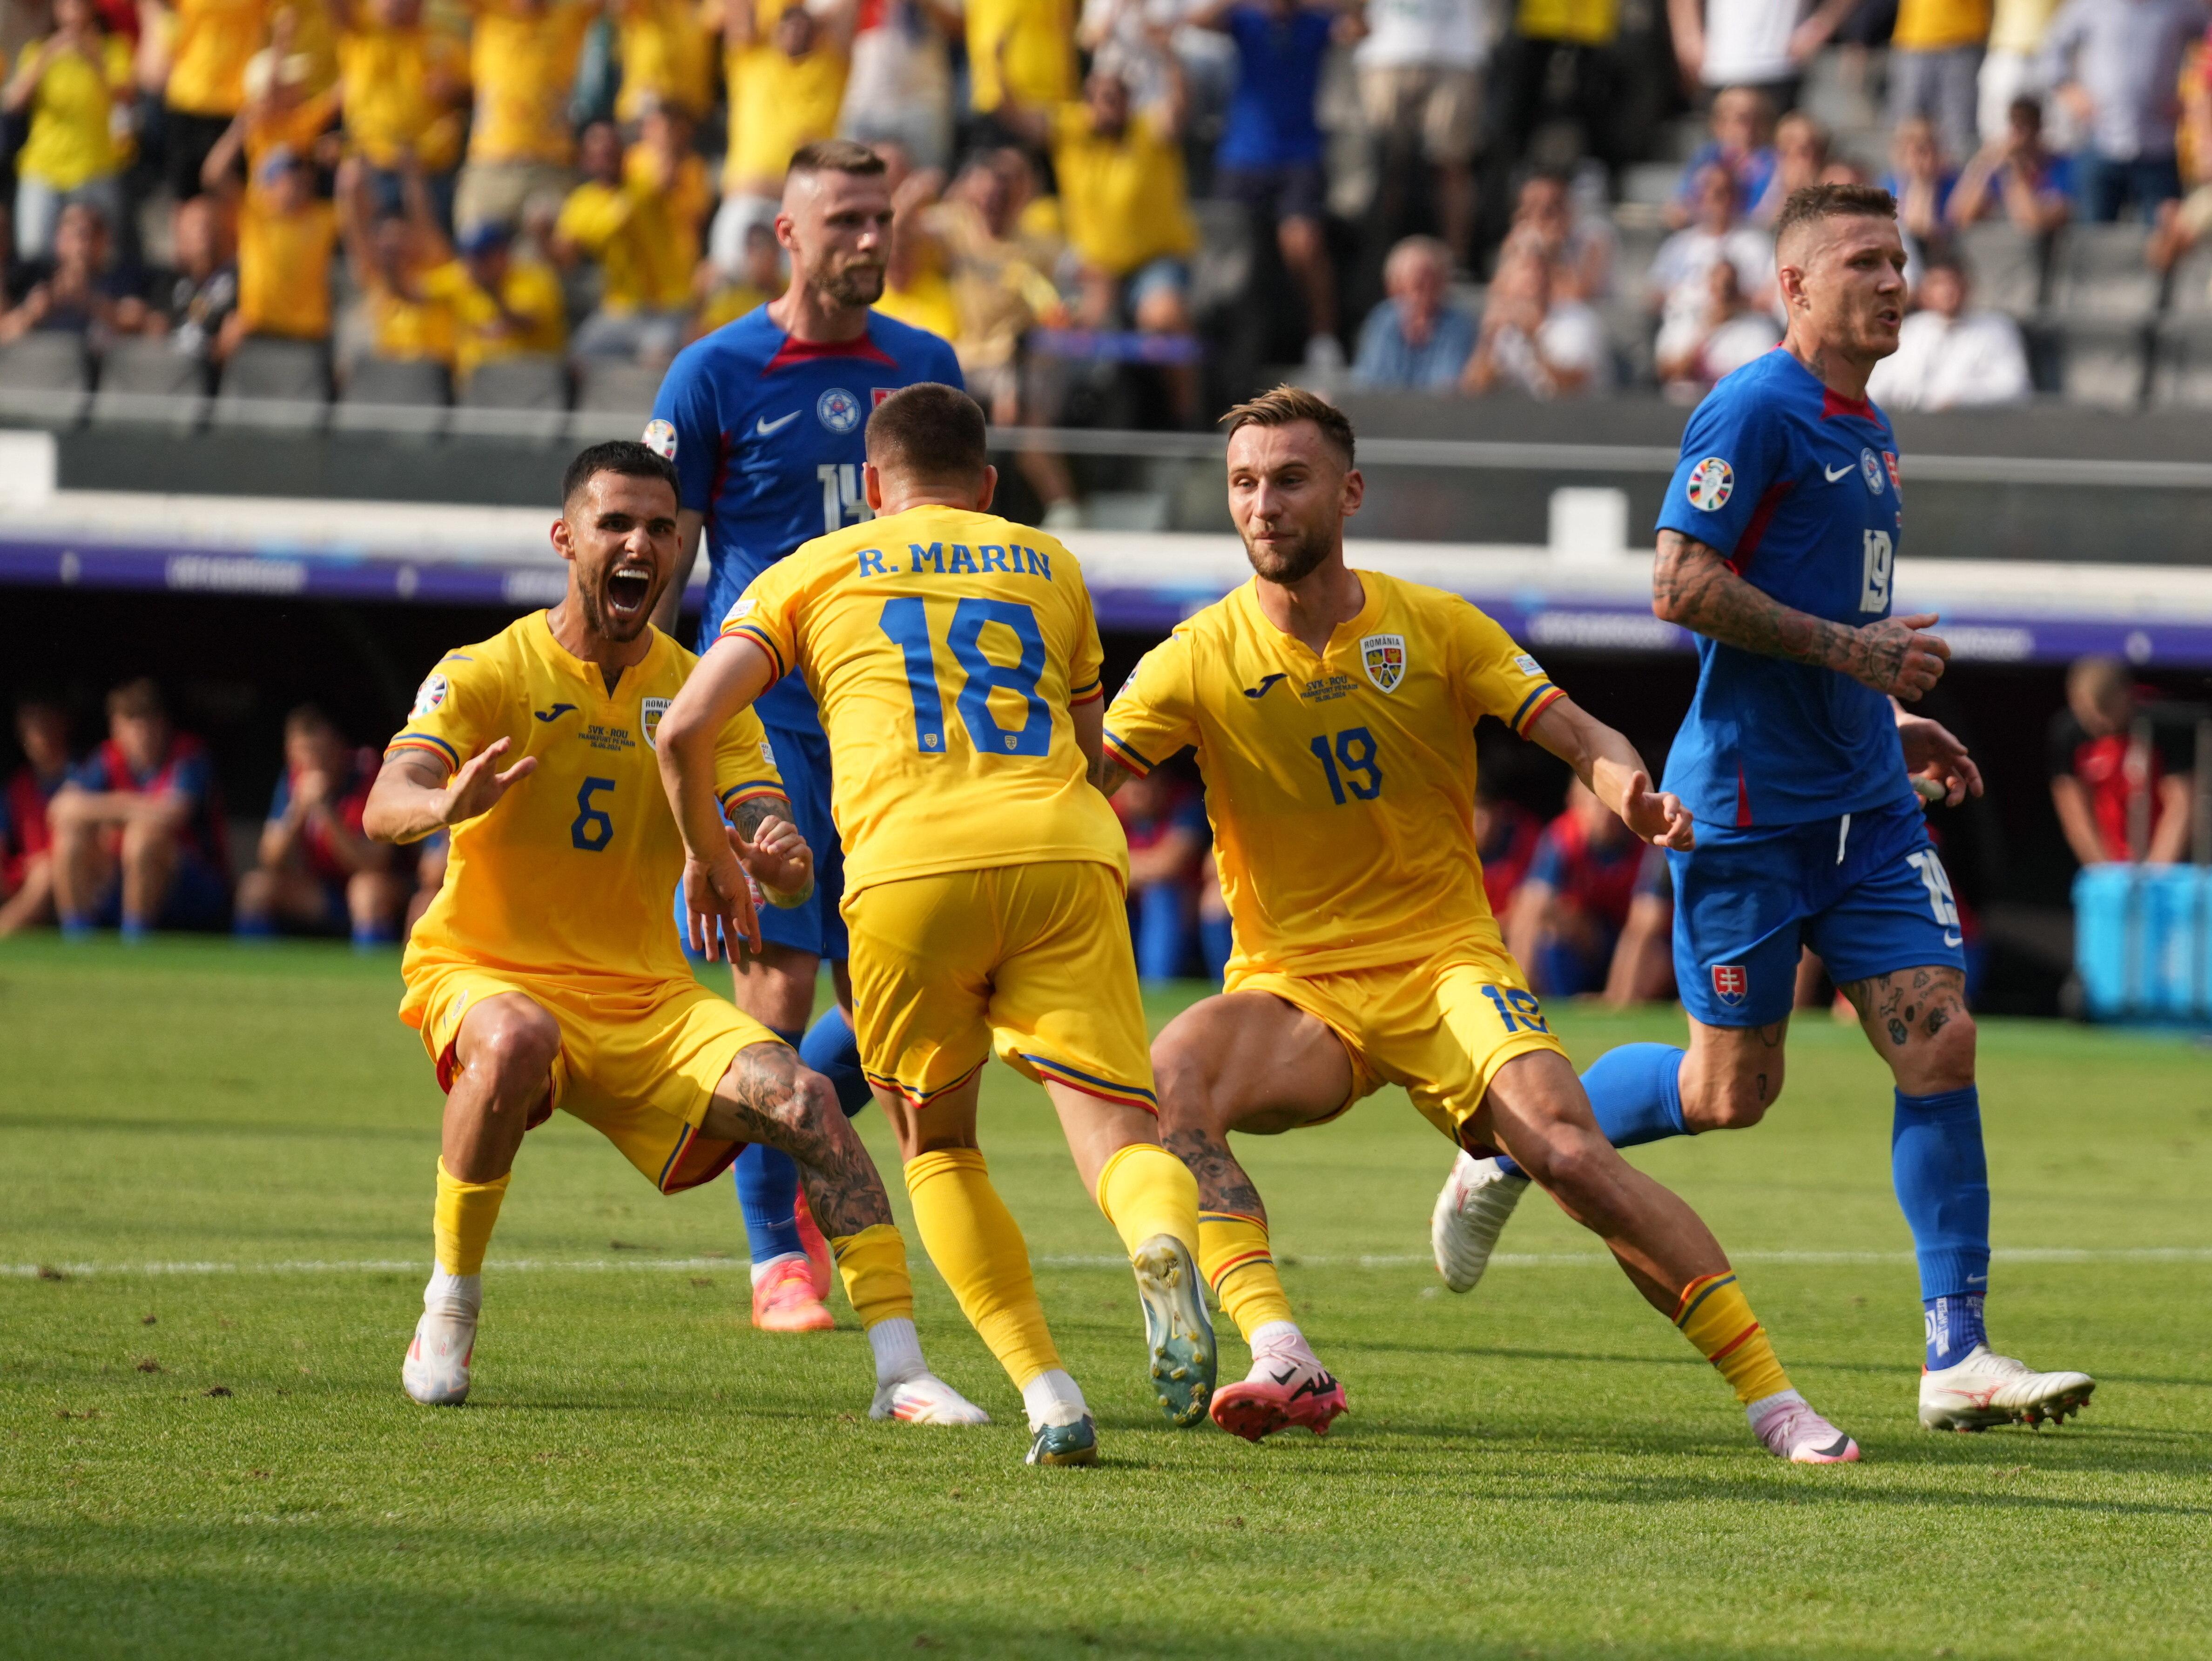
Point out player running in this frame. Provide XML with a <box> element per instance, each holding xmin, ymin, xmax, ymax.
<box><xmin>647</xmin><ymin>139</ymin><xmax>964</xmax><ymax>1334</ymax></box>
<box><xmin>1431</xmin><ymin>183</ymin><xmax>2095</xmax><ymax>1434</ymax></box>
<box><xmin>1099</xmin><ymin>387</ymin><xmax>1860</xmax><ymax>1464</ymax></box>
<box><xmin>364</xmin><ymin>440</ymin><xmax>983</xmax><ymax>1427</ymax></box>
<box><xmin>659</xmin><ymin>385</ymin><xmax>1214</xmax><ymax>1468</ymax></box>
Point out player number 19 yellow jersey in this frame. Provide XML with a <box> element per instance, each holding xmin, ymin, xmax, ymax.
<box><xmin>1103</xmin><ymin>572</ymin><xmax>1563</xmax><ymax>978</ymax></box>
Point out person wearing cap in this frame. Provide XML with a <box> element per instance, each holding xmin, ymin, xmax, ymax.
<box><xmin>196</xmin><ymin>41</ymin><xmax>342</xmax><ymax>195</ymax></box>
<box><xmin>222</xmin><ymin>142</ymin><xmax>340</xmax><ymax>353</ymax></box>
<box><xmin>415</xmin><ymin>210</ymin><xmax>569</xmax><ymax>383</ymax></box>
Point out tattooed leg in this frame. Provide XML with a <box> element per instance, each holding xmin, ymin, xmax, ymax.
<box><xmin>1837</xmin><ymin>965</ymin><xmax>1978</xmax><ymax>1094</ymax></box>
<box><xmin>701</xmin><ymin>1041</ymin><xmax>893</xmax><ymax>1239</ymax></box>
<box><xmin>1677</xmin><ymin>1015</ymin><xmax>1792</xmax><ymax>1131</ymax></box>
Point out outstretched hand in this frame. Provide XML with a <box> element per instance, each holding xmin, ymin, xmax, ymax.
<box><xmin>1896</xmin><ymin>711</ymin><xmax>1984</xmax><ymax>807</ymax></box>
<box><xmin>730</xmin><ymin>815</ymin><xmax>812</xmax><ymax>904</ymax></box>
<box><xmin>1620</xmin><ymin>770</ymin><xmax>1695</xmax><ymax>851</ymax></box>
<box><xmin>682</xmin><ymin>851</ymin><xmax>763</xmax><ymax>963</ymax></box>
<box><xmin>441</xmin><ymin>736</ymin><xmax>536</xmax><ymax>826</ymax></box>
<box><xmin>1851</xmin><ymin>613</ymin><xmax>1949</xmax><ymax>701</ymax></box>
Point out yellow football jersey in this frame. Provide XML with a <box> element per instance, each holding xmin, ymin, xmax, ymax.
<box><xmin>388</xmin><ymin>613</ymin><xmax>785</xmax><ymax>987</ymax></box>
<box><xmin>1103</xmin><ymin>572</ymin><xmax>1564</xmax><ymax>977</ymax></box>
<box><xmin>720</xmin><ymin>504</ymin><xmax>1126</xmax><ymax>897</ymax></box>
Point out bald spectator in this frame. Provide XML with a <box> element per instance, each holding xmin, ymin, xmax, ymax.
<box><xmin>49</xmin><ymin>679</ymin><xmax>231</xmax><ymax>939</ymax></box>
<box><xmin>1352</xmin><ymin>235</ymin><xmax>1475</xmax><ymax>388</ymax></box>
<box><xmin>1868</xmin><ymin>257</ymin><xmax>2032</xmax><ymax>407</ymax></box>
<box><xmin>1460</xmin><ymin>241</ymin><xmax>1612</xmax><ymax>398</ymax></box>
<box><xmin>2048</xmin><ymin>655</ymin><xmax>2196</xmax><ymax>865</ymax></box>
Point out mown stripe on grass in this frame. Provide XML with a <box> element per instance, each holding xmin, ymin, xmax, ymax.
<box><xmin>11</xmin><ymin>1245</ymin><xmax>2212</xmax><ymax>1277</ymax></box>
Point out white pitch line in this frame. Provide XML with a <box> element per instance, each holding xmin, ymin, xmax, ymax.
<box><xmin>9</xmin><ymin>1246</ymin><xmax>2212</xmax><ymax>1279</ymax></box>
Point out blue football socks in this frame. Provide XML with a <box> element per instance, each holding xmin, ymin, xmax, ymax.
<box><xmin>1892</xmin><ymin>1085</ymin><xmax>1992</xmax><ymax>1367</ymax></box>
<box><xmin>1497</xmin><ymin>1042</ymin><xmax>1689</xmax><ymax>1178</ymax></box>
<box><xmin>731</xmin><ymin>1025</ymin><xmax>809</xmax><ymax>1264</ymax></box>
<box><xmin>798</xmin><ymin>1006</ymin><xmax>871</xmax><ymax>1119</ymax></box>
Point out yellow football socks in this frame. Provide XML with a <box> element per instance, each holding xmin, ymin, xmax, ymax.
<box><xmin>433</xmin><ymin>1158</ymin><xmax>510</xmax><ymax>1277</ymax></box>
<box><xmin>904</xmin><ymin>1148</ymin><xmax>1062</xmax><ymax>1388</ymax></box>
<box><xmin>1674</xmin><ymin>1271</ymin><xmax>1792</xmax><ymax>1405</ymax></box>
<box><xmin>1197</xmin><ymin>1210</ymin><xmax>1295</xmax><ymax>1338</ymax></box>
<box><xmin>829</xmin><ymin>1222</ymin><xmax>917</xmax><ymax>1329</ymax></box>
<box><xmin>1093</xmin><ymin>1142</ymin><xmax>1202</xmax><ymax>1259</ymax></box>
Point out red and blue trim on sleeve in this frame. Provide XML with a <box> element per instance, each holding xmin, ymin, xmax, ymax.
<box><xmin>1101</xmin><ymin>730</ymin><xmax>1154</xmax><ymax>776</ymax></box>
<box><xmin>719</xmin><ymin>620</ymin><xmax>787</xmax><ymax>681</ymax></box>
<box><xmin>385</xmin><ymin>732</ymin><xmax>461</xmax><ymax>774</ymax></box>
<box><xmin>1509</xmin><ymin>684</ymin><xmax>1566</xmax><ymax>737</ymax></box>
<box><xmin>718</xmin><ymin>779</ymin><xmax>788</xmax><ymax>810</ymax></box>
<box><xmin>1070</xmin><ymin>673</ymin><xmax>1104</xmax><ymax>706</ymax></box>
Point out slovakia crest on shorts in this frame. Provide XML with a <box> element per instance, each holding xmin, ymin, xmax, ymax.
<box><xmin>1361</xmin><ymin>633</ymin><xmax>1407</xmax><ymax>694</ymax></box>
<box><xmin>1711</xmin><ymin>964</ymin><xmax>1748</xmax><ymax>1005</ymax></box>
<box><xmin>640</xmin><ymin>696</ymin><xmax>671</xmax><ymax>750</ymax></box>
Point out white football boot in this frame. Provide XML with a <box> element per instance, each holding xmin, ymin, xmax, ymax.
<box><xmin>1919</xmin><ymin>1345</ymin><xmax>2096</xmax><ymax>1432</ymax></box>
<box><xmin>1748</xmin><ymin>1390</ymin><xmax>1862</xmax><ymax>1463</ymax></box>
<box><xmin>869</xmin><ymin>1374</ymin><xmax>992</xmax><ymax>1425</ymax></box>
<box><xmin>402</xmin><ymin>1272</ymin><xmax>480</xmax><ymax>1406</ymax></box>
<box><xmin>1431</xmin><ymin>1150</ymin><xmax>1531</xmax><ymax>1294</ymax></box>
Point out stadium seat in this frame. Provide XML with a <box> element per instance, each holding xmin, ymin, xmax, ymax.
<box><xmin>454</xmin><ymin>353</ymin><xmax>570</xmax><ymax>440</ymax></box>
<box><xmin>2043</xmin><ymin>223</ymin><xmax>2160</xmax><ymax>320</ymax></box>
<box><xmin>573</xmin><ymin>359</ymin><xmax>665</xmax><ymax>415</ymax></box>
<box><xmin>2149</xmin><ymin>316</ymin><xmax>2212</xmax><ymax>407</ymax></box>
<box><xmin>2168</xmin><ymin>247</ymin><xmax>2212</xmax><ymax>317</ymax></box>
<box><xmin>2050</xmin><ymin>317</ymin><xmax>2151</xmax><ymax>407</ymax></box>
<box><xmin>335</xmin><ymin>356</ymin><xmax>451</xmax><ymax>433</ymax></box>
<box><xmin>1956</xmin><ymin>221</ymin><xmax>2049</xmax><ymax>317</ymax></box>
<box><xmin>91</xmin><ymin>337</ymin><xmax>208</xmax><ymax>426</ymax></box>
<box><xmin>214</xmin><ymin>337</ymin><xmax>330</xmax><ymax>427</ymax></box>
<box><xmin>0</xmin><ymin>333</ymin><xmax>92</xmax><ymax>421</ymax></box>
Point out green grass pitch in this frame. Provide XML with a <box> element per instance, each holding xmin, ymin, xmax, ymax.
<box><xmin>3</xmin><ymin>937</ymin><xmax>2210</xmax><ymax>1660</ymax></box>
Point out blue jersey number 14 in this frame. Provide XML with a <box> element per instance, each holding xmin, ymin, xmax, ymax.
<box><xmin>880</xmin><ymin>597</ymin><xmax>1053</xmax><ymax>757</ymax></box>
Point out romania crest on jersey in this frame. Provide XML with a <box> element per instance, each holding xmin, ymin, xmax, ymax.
<box><xmin>641</xmin><ymin>696</ymin><xmax>671</xmax><ymax>750</ymax></box>
<box><xmin>1361</xmin><ymin>633</ymin><xmax>1407</xmax><ymax>694</ymax></box>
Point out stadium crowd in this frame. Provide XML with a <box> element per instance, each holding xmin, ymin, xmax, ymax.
<box><xmin>4</xmin><ymin>0</ymin><xmax>2212</xmax><ymax>419</ymax></box>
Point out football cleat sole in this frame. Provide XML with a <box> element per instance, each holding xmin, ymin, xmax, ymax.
<box><xmin>1209</xmin><ymin>1371</ymin><xmax>1348</xmax><ymax>1443</ymax></box>
<box><xmin>1131</xmin><ymin>1235</ymin><xmax>1216</xmax><ymax>1427</ymax></box>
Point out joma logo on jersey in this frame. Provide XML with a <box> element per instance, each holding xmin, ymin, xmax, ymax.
<box><xmin>640</xmin><ymin>697</ymin><xmax>671</xmax><ymax>751</ymax></box>
<box><xmin>1711</xmin><ymin>964</ymin><xmax>1748</xmax><ymax>1005</ymax></box>
<box><xmin>1360</xmin><ymin>634</ymin><xmax>1407</xmax><ymax>694</ymax></box>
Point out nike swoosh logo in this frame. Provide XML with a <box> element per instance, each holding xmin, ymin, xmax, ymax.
<box><xmin>533</xmin><ymin>703</ymin><xmax>577</xmax><ymax>722</ymax></box>
<box><xmin>1268</xmin><ymin>1368</ymin><xmax>1298</xmax><ymax>1386</ymax></box>
<box><xmin>1943</xmin><ymin>931</ymin><xmax>1962</xmax><ymax>946</ymax></box>
<box><xmin>1243</xmin><ymin>674</ymin><xmax>1289</xmax><ymax>700</ymax></box>
<box><xmin>754</xmin><ymin>411</ymin><xmax>800</xmax><ymax>436</ymax></box>
<box><xmin>1825</xmin><ymin>463</ymin><xmax>1854</xmax><ymax>482</ymax></box>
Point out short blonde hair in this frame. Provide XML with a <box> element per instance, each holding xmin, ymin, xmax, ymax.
<box><xmin>1219</xmin><ymin>385</ymin><xmax>1356</xmax><ymax>470</ymax></box>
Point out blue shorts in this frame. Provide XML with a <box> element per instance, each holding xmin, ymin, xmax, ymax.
<box><xmin>1672</xmin><ymin>798</ymin><xmax>1965</xmax><ymax>1028</ymax></box>
<box><xmin>90</xmin><ymin>855</ymin><xmax>231</xmax><ymax>931</ymax></box>
<box><xmin>677</xmin><ymin>722</ymin><xmax>847</xmax><ymax>964</ymax></box>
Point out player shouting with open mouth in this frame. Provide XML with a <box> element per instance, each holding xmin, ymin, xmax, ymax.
<box><xmin>1432</xmin><ymin>184</ymin><xmax>2094</xmax><ymax>1435</ymax></box>
<box><xmin>1099</xmin><ymin>387</ymin><xmax>1861</xmax><ymax>1463</ymax></box>
<box><xmin>365</xmin><ymin>441</ymin><xmax>982</xmax><ymax>1425</ymax></box>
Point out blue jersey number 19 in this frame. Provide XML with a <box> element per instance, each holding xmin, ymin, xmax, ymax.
<box><xmin>881</xmin><ymin>597</ymin><xmax>1052</xmax><ymax>757</ymax></box>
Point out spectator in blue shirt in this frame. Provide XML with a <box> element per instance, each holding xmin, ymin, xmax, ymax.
<box><xmin>1194</xmin><ymin>0</ymin><xmax>1360</xmax><ymax>367</ymax></box>
<box><xmin>1351</xmin><ymin>234</ymin><xmax>1474</xmax><ymax>388</ymax></box>
<box><xmin>1111</xmin><ymin>768</ymin><xmax>1210</xmax><ymax>981</ymax></box>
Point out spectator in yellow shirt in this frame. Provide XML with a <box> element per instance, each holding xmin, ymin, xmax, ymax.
<box><xmin>337</xmin><ymin>0</ymin><xmax>470</xmax><ymax>229</ymax></box>
<box><xmin>694</xmin><ymin>213</ymin><xmax>781</xmax><ymax>334</ymax></box>
<box><xmin>4</xmin><ymin>0</ymin><xmax>134</xmax><ymax>260</ymax></box>
<box><xmin>338</xmin><ymin>153</ymin><xmax>458</xmax><ymax>371</ymax></box>
<box><xmin>627</xmin><ymin>98</ymin><xmax>711</xmax><ymax>293</ymax></box>
<box><xmin>717</xmin><ymin>0</ymin><xmax>855</xmax><ymax>208</ymax></box>
<box><xmin>152</xmin><ymin>0</ymin><xmax>272</xmax><ymax>200</ymax></box>
<box><xmin>552</xmin><ymin>118</ymin><xmax>690</xmax><ymax>361</ymax></box>
<box><xmin>615</xmin><ymin>0</ymin><xmax>713</xmax><ymax>120</ymax></box>
<box><xmin>422</xmin><ymin>219</ymin><xmax>569</xmax><ymax>381</ymax></box>
<box><xmin>453</xmin><ymin>0</ymin><xmax>597</xmax><ymax>235</ymax></box>
<box><xmin>959</xmin><ymin>0</ymin><xmax>1073</xmax><ymax>115</ymax></box>
<box><xmin>226</xmin><ymin>145</ymin><xmax>340</xmax><ymax>351</ymax></box>
<box><xmin>196</xmin><ymin>47</ymin><xmax>342</xmax><ymax>203</ymax></box>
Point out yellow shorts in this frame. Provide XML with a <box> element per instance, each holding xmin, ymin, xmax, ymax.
<box><xmin>844</xmin><ymin>860</ymin><xmax>1156</xmax><ymax>1111</ymax></box>
<box><xmin>1226</xmin><ymin>940</ymin><xmax>1567</xmax><ymax>1149</ymax></box>
<box><xmin>399</xmin><ymin>961</ymin><xmax>782</xmax><ymax>1194</ymax></box>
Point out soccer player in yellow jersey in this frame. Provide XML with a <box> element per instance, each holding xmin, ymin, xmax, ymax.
<box><xmin>362</xmin><ymin>440</ymin><xmax>984</xmax><ymax>1427</ymax></box>
<box><xmin>1097</xmin><ymin>387</ymin><xmax>1864</xmax><ymax>1464</ymax></box>
<box><xmin>658</xmin><ymin>384</ymin><xmax>1215</xmax><ymax>1467</ymax></box>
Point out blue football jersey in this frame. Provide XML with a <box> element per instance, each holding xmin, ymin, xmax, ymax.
<box><xmin>1655</xmin><ymin>349</ymin><xmax>1917</xmax><ymax>832</ymax></box>
<box><xmin>648</xmin><ymin>305</ymin><xmax>963</xmax><ymax>733</ymax></box>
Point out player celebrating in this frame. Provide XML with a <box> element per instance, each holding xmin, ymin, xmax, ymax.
<box><xmin>647</xmin><ymin>139</ymin><xmax>964</xmax><ymax>1334</ymax></box>
<box><xmin>1099</xmin><ymin>388</ymin><xmax>1860</xmax><ymax>1463</ymax></box>
<box><xmin>659</xmin><ymin>385</ymin><xmax>1214</xmax><ymax>1468</ymax></box>
<box><xmin>364</xmin><ymin>441</ymin><xmax>982</xmax><ymax>1427</ymax></box>
<box><xmin>1431</xmin><ymin>184</ymin><xmax>2095</xmax><ymax>1434</ymax></box>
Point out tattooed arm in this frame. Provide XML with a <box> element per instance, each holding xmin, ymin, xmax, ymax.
<box><xmin>729</xmin><ymin>793</ymin><xmax>813</xmax><ymax>908</ymax></box>
<box><xmin>1652</xmin><ymin>530</ymin><xmax>1951</xmax><ymax>701</ymax></box>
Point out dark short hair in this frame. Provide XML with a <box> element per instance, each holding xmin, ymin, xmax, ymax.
<box><xmin>788</xmin><ymin>139</ymin><xmax>887</xmax><ymax>182</ymax></box>
<box><xmin>285</xmin><ymin>702</ymin><xmax>337</xmax><ymax>737</ymax></box>
<box><xmin>562</xmin><ymin>440</ymin><xmax>679</xmax><ymax>509</ymax></box>
<box><xmin>1220</xmin><ymin>384</ymin><xmax>1356</xmax><ymax>470</ymax></box>
<box><xmin>1774</xmin><ymin>182</ymin><xmax>1898</xmax><ymax>253</ymax></box>
<box><xmin>107</xmin><ymin>677</ymin><xmax>164</xmax><ymax>721</ymax></box>
<box><xmin>866</xmin><ymin>382</ymin><xmax>988</xmax><ymax>483</ymax></box>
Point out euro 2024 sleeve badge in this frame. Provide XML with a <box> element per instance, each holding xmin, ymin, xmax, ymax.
<box><xmin>1360</xmin><ymin>634</ymin><xmax>1407</xmax><ymax>694</ymax></box>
